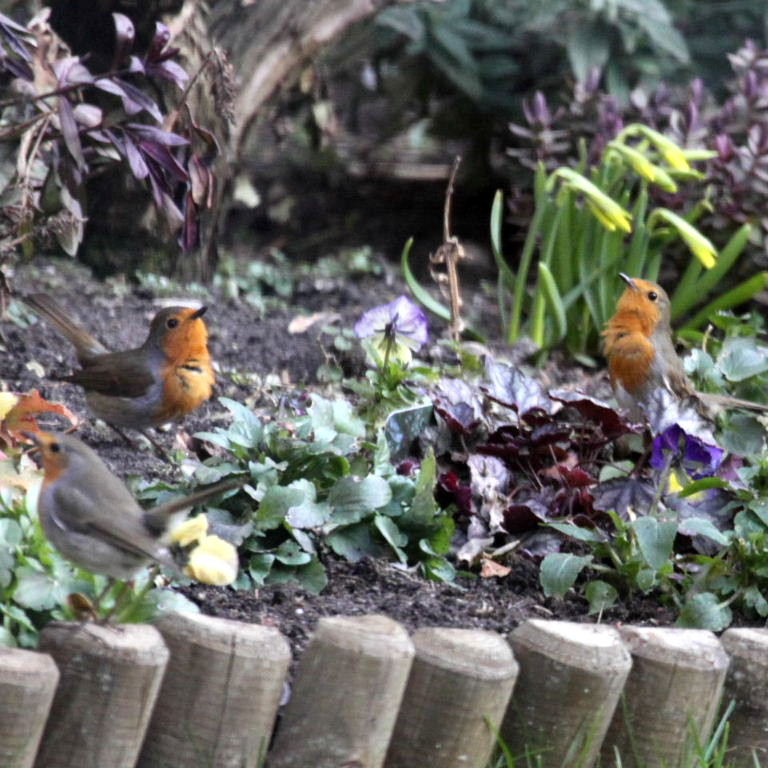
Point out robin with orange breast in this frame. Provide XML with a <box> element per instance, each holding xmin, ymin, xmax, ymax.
<box><xmin>603</xmin><ymin>273</ymin><xmax>768</xmax><ymax>433</ymax></box>
<box><xmin>28</xmin><ymin>430</ymin><xmax>240</xmax><ymax>589</ymax></box>
<box><xmin>24</xmin><ymin>293</ymin><xmax>215</xmax><ymax>451</ymax></box>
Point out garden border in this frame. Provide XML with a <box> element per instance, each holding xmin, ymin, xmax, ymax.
<box><xmin>0</xmin><ymin>613</ymin><xmax>763</xmax><ymax>768</ymax></box>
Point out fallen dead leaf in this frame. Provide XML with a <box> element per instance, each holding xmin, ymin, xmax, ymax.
<box><xmin>480</xmin><ymin>557</ymin><xmax>512</xmax><ymax>578</ymax></box>
<box><xmin>0</xmin><ymin>389</ymin><xmax>79</xmax><ymax>445</ymax></box>
<box><xmin>288</xmin><ymin>311</ymin><xmax>340</xmax><ymax>334</ymax></box>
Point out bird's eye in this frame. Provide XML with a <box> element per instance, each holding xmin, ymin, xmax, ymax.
<box><xmin>648</xmin><ymin>291</ymin><xmax>658</xmax><ymax>302</ymax></box>
<box><xmin>166</xmin><ymin>317</ymin><xmax>180</xmax><ymax>329</ymax></box>
<box><xmin>49</xmin><ymin>442</ymin><xmax>60</xmax><ymax>453</ymax></box>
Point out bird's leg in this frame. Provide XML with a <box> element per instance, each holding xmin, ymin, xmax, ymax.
<box><xmin>108</xmin><ymin>423</ymin><xmax>170</xmax><ymax>461</ymax></box>
<box><xmin>140</xmin><ymin>430</ymin><xmax>171</xmax><ymax>462</ymax></box>
<box><xmin>108</xmin><ymin>423</ymin><xmax>138</xmax><ymax>449</ymax></box>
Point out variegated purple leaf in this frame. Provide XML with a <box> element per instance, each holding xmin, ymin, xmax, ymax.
<box><xmin>146</xmin><ymin>23</ymin><xmax>172</xmax><ymax>62</ymax></box>
<box><xmin>139</xmin><ymin>140</ymin><xmax>189</xmax><ymax>181</ymax></box>
<box><xmin>0</xmin><ymin>14</ymin><xmax>33</xmax><ymax>63</ymax></box>
<box><xmin>123</xmin><ymin>133</ymin><xmax>149</xmax><ymax>179</ymax></box>
<box><xmin>112</xmin><ymin>13</ymin><xmax>134</xmax><ymax>66</ymax></box>
<box><xmin>180</xmin><ymin>189</ymin><xmax>200</xmax><ymax>251</ymax></box>
<box><xmin>0</xmin><ymin>12</ymin><xmax>31</xmax><ymax>35</ymax></box>
<box><xmin>113</xmin><ymin>78</ymin><xmax>162</xmax><ymax>121</ymax></box>
<box><xmin>148</xmin><ymin>171</ymin><xmax>184</xmax><ymax>225</ymax></box>
<box><xmin>126</xmin><ymin>123</ymin><xmax>189</xmax><ymax>147</ymax></box>
<box><xmin>58</xmin><ymin>97</ymin><xmax>86</xmax><ymax>170</ymax></box>
<box><xmin>53</xmin><ymin>56</ymin><xmax>93</xmax><ymax>87</ymax></box>
<box><xmin>152</xmin><ymin>59</ymin><xmax>188</xmax><ymax>88</ymax></box>
<box><xmin>73</xmin><ymin>104</ymin><xmax>102</xmax><ymax>128</ymax></box>
<box><xmin>94</xmin><ymin>77</ymin><xmax>126</xmax><ymax>98</ymax></box>
<box><xmin>1</xmin><ymin>54</ymin><xmax>33</xmax><ymax>80</ymax></box>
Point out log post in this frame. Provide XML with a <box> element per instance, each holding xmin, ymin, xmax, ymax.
<box><xmin>35</xmin><ymin>622</ymin><xmax>169</xmax><ymax>768</ymax></box>
<box><xmin>138</xmin><ymin>612</ymin><xmax>291</xmax><ymax>768</ymax></box>
<box><xmin>601</xmin><ymin>627</ymin><xmax>729</xmax><ymax>768</ymax></box>
<box><xmin>502</xmin><ymin>620</ymin><xmax>632</xmax><ymax>768</ymax></box>
<box><xmin>267</xmin><ymin>614</ymin><xmax>415</xmax><ymax>768</ymax></box>
<box><xmin>720</xmin><ymin>627</ymin><xmax>768</xmax><ymax>767</ymax></box>
<box><xmin>384</xmin><ymin>627</ymin><xmax>518</xmax><ymax>768</ymax></box>
<box><xmin>0</xmin><ymin>646</ymin><xmax>59</xmax><ymax>768</ymax></box>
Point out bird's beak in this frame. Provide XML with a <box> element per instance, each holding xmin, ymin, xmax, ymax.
<box><xmin>619</xmin><ymin>273</ymin><xmax>639</xmax><ymax>291</ymax></box>
<box><xmin>190</xmin><ymin>306</ymin><xmax>207</xmax><ymax>319</ymax></box>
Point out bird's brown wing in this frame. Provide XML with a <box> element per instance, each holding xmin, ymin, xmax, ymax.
<box><xmin>48</xmin><ymin>482</ymin><xmax>160</xmax><ymax>561</ymax></box>
<box><xmin>65</xmin><ymin>349</ymin><xmax>155</xmax><ymax>398</ymax></box>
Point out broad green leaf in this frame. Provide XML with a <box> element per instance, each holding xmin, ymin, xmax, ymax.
<box><xmin>385</xmin><ymin>404</ymin><xmax>434</xmax><ymax>462</ymax></box>
<box><xmin>275</xmin><ymin>540</ymin><xmax>312</xmax><ymax>566</ymax></box>
<box><xmin>329</xmin><ymin>475</ymin><xmax>393</xmax><ymax>525</ymax></box>
<box><xmin>632</xmin><ymin>517</ymin><xmax>676</xmax><ymax>571</ymax></box>
<box><xmin>248</xmin><ymin>553</ymin><xmax>275</xmax><ymax>586</ymax></box>
<box><xmin>585</xmin><ymin>580</ymin><xmax>618</xmax><ymax>615</ymax></box>
<box><xmin>717</xmin><ymin>337</ymin><xmax>768</xmax><ymax>382</ymax></box>
<box><xmin>374</xmin><ymin>514</ymin><xmax>408</xmax><ymax>562</ymax></box>
<box><xmin>540</xmin><ymin>553</ymin><xmax>593</xmax><ymax>598</ymax></box>
<box><xmin>257</xmin><ymin>485</ymin><xmax>305</xmax><ymax>530</ymax></box>
<box><xmin>547</xmin><ymin>522</ymin><xmax>605</xmax><ymax>543</ymax></box>
<box><xmin>151</xmin><ymin>589</ymin><xmax>200</xmax><ymax>616</ymax></box>
<box><xmin>677</xmin><ymin>517</ymin><xmax>729</xmax><ymax>546</ymax></box>
<box><xmin>268</xmin><ymin>558</ymin><xmax>328</xmax><ymax>594</ymax></box>
<box><xmin>401</xmin><ymin>449</ymin><xmax>438</xmax><ymax>528</ymax></box>
<box><xmin>677</xmin><ymin>592</ymin><xmax>732</xmax><ymax>631</ymax></box>
<box><xmin>424</xmin><ymin>556</ymin><xmax>456</xmax><ymax>582</ymax></box>
<box><xmin>13</xmin><ymin>566</ymin><xmax>67</xmax><ymax>611</ymax></box>
<box><xmin>0</xmin><ymin>519</ymin><xmax>22</xmax><ymax>547</ymax></box>
<box><xmin>327</xmin><ymin>522</ymin><xmax>387</xmax><ymax>562</ymax></box>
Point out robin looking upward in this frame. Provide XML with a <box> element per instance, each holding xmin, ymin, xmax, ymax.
<box><xmin>603</xmin><ymin>273</ymin><xmax>768</xmax><ymax>430</ymax></box>
<box><xmin>24</xmin><ymin>293</ymin><xmax>215</xmax><ymax>450</ymax></box>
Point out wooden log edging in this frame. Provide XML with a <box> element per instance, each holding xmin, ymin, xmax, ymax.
<box><xmin>721</xmin><ymin>627</ymin><xmax>768</xmax><ymax>767</ymax></box>
<box><xmin>502</xmin><ymin>619</ymin><xmax>632</xmax><ymax>768</ymax></box>
<box><xmin>600</xmin><ymin>627</ymin><xmax>729</xmax><ymax>768</ymax></box>
<box><xmin>0</xmin><ymin>614</ymin><xmax>764</xmax><ymax>766</ymax></box>
<box><xmin>384</xmin><ymin>627</ymin><xmax>519</xmax><ymax>768</ymax></box>
<box><xmin>138</xmin><ymin>612</ymin><xmax>291</xmax><ymax>768</ymax></box>
<box><xmin>35</xmin><ymin>622</ymin><xmax>169</xmax><ymax>768</ymax></box>
<box><xmin>0</xmin><ymin>646</ymin><xmax>58</xmax><ymax>768</ymax></box>
<box><xmin>267</xmin><ymin>614</ymin><xmax>415</xmax><ymax>768</ymax></box>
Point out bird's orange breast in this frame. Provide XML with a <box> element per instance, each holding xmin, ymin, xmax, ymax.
<box><xmin>158</xmin><ymin>359</ymin><xmax>215</xmax><ymax>421</ymax></box>
<box><xmin>604</xmin><ymin>313</ymin><xmax>656</xmax><ymax>396</ymax></box>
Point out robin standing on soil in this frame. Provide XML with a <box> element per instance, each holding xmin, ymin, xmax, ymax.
<box><xmin>24</xmin><ymin>293</ymin><xmax>215</xmax><ymax>450</ymax></box>
<box><xmin>603</xmin><ymin>273</ymin><xmax>768</xmax><ymax>427</ymax></box>
<box><xmin>27</xmin><ymin>430</ymin><xmax>240</xmax><ymax>587</ymax></box>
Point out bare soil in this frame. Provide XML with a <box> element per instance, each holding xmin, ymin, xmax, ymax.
<box><xmin>1</xmin><ymin>255</ymin><xmax>678</xmax><ymax>661</ymax></box>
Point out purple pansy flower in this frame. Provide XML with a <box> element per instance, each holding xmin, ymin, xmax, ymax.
<box><xmin>355</xmin><ymin>295</ymin><xmax>428</xmax><ymax>365</ymax></box>
<box><xmin>651</xmin><ymin>424</ymin><xmax>725</xmax><ymax>480</ymax></box>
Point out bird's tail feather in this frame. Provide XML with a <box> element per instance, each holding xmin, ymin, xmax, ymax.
<box><xmin>24</xmin><ymin>293</ymin><xmax>108</xmax><ymax>361</ymax></box>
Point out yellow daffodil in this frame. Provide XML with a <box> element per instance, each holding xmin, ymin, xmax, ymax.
<box><xmin>554</xmin><ymin>168</ymin><xmax>632</xmax><ymax>234</ymax></box>
<box><xmin>651</xmin><ymin>208</ymin><xmax>717</xmax><ymax>269</ymax></box>
<box><xmin>169</xmin><ymin>513</ymin><xmax>209</xmax><ymax>547</ymax></box>
<box><xmin>184</xmin><ymin>535</ymin><xmax>239</xmax><ymax>586</ymax></box>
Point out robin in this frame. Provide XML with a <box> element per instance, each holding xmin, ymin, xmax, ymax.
<box><xmin>24</xmin><ymin>293</ymin><xmax>215</xmax><ymax>451</ymax></box>
<box><xmin>27</xmin><ymin>431</ymin><xmax>240</xmax><ymax>587</ymax></box>
<box><xmin>603</xmin><ymin>273</ymin><xmax>768</xmax><ymax>433</ymax></box>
